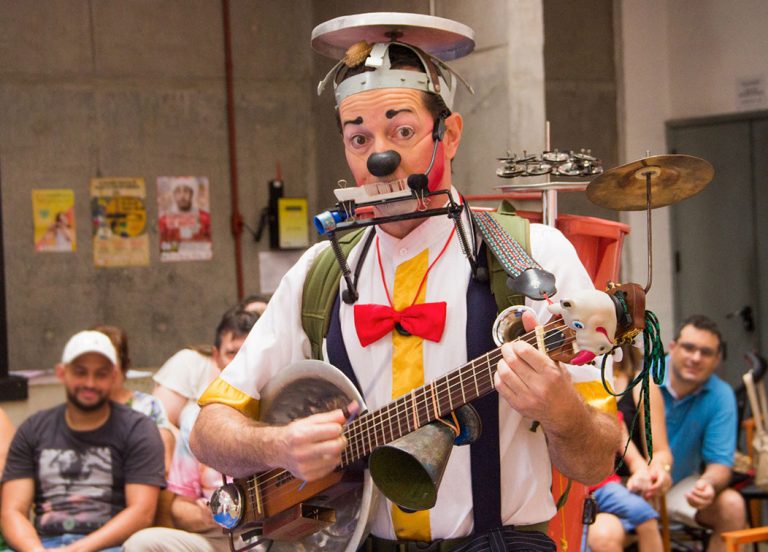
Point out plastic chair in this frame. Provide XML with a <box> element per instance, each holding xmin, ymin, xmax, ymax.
<box><xmin>654</xmin><ymin>494</ymin><xmax>712</xmax><ymax>552</ymax></box>
<box><xmin>733</xmin><ymin>352</ymin><xmax>768</xmax><ymax>527</ymax></box>
<box><xmin>721</xmin><ymin>527</ymin><xmax>768</xmax><ymax>551</ymax></box>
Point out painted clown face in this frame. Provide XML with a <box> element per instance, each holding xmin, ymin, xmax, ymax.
<box><xmin>338</xmin><ymin>88</ymin><xmax>462</xmax><ymax>237</ymax></box>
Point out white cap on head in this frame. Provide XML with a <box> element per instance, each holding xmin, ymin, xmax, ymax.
<box><xmin>61</xmin><ymin>331</ymin><xmax>117</xmax><ymax>366</ymax></box>
<box><xmin>312</xmin><ymin>12</ymin><xmax>475</xmax><ymax>110</ymax></box>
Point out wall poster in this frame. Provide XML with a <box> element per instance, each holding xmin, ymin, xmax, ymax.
<box><xmin>157</xmin><ymin>176</ymin><xmax>212</xmax><ymax>262</ymax></box>
<box><xmin>32</xmin><ymin>189</ymin><xmax>76</xmax><ymax>252</ymax></box>
<box><xmin>90</xmin><ymin>177</ymin><xmax>149</xmax><ymax>267</ymax></box>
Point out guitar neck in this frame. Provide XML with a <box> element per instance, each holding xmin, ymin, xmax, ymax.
<box><xmin>339</xmin><ymin>345</ymin><xmax>500</xmax><ymax>468</ymax></box>
<box><xmin>243</xmin><ymin>319</ymin><xmax>574</xmax><ymax>517</ymax></box>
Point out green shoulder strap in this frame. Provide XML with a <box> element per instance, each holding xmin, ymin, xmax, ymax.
<box><xmin>482</xmin><ymin>200</ymin><xmax>532</xmax><ymax>312</ymax></box>
<box><xmin>301</xmin><ymin>228</ymin><xmax>367</xmax><ymax>361</ymax></box>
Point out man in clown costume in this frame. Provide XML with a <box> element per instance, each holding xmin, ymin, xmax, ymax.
<box><xmin>191</xmin><ymin>13</ymin><xmax>619</xmax><ymax>551</ymax></box>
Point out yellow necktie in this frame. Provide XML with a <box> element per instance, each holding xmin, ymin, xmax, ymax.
<box><xmin>390</xmin><ymin>249</ymin><xmax>432</xmax><ymax>539</ymax></box>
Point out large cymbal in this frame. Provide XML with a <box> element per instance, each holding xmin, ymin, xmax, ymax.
<box><xmin>586</xmin><ymin>154</ymin><xmax>714</xmax><ymax>211</ymax></box>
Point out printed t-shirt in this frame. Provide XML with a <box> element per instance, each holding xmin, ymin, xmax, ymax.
<box><xmin>2</xmin><ymin>402</ymin><xmax>166</xmax><ymax>536</ymax></box>
<box><xmin>167</xmin><ymin>402</ymin><xmax>223</xmax><ymax>500</ymax></box>
<box><xmin>153</xmin><ymin>348</ymin><xmax>218</xmax><ymax>401</ymax></box>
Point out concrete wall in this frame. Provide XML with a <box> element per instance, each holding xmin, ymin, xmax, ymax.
<box><xmin>543</xmin><ymin>0</ymin><xmax>620</xmax><ymax>221</ymax></box>
<box><xmin>0</xmin><ymin>0</ymin><xmax>316</xmax><ymax>371</ymax></box>
<box><xmin>1</xmin><ymin>1</ymin><xmax>550</xmax><ymax>375</ymax></box>
<box><xmin>617</xmin><ymin>0</ymin><xmax>768</xmax><ymax>342</ymax></box>
<box><xmin>441</xmin><ymin>0</ymin><xmax>546</xmax><ymax>196</ymax></box>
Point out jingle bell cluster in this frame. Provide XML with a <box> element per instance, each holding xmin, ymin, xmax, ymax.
<box><xmin>496</xmin><ymin>149</ymin><xmax>603</xmax><ymax>179</ymax></box>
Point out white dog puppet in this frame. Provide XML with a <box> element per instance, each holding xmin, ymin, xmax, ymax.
<box><xmin>547</xmin><ymin>289</ymin><xmax>618</xmax><ymax>365</ymax></box>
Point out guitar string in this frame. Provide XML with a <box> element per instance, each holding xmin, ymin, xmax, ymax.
<box><xmin>246</xmin><ymin>337</ymin><xmax>580</xmax><ymax>510</ymax></box>
<box><xmin>245</xmin><ymin>337</ymin><xmax>581</xmax><ymax>511</ymax></box>
<box><xmin>245</xmin><ymin>319</ymin><xmax>576</xmax><ymax>503</ymax></box>
<box><xmin>244</xmin><ymin>319</ymin><xmax>577</xmax><ymax>501</ymax></box>
<box><xmin>245</xmin><ymin>319</ymin><xmax>581</xmax><ymax>503</ymax></box>
<box><xmin>341</xmin><ymin>318</ymin><xmax>573</xmax><ymax>452</ymax></box>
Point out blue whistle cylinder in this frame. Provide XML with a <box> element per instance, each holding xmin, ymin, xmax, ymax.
<box><xmin>314</xmin><ymin>210</ymin><xmax>348</xmax><ymax>235</ymax></box>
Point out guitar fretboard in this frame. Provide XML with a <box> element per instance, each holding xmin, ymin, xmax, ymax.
<box><xmin>339</xmin><ymin>345</ymin><xmax>501</xmax><ymax>467</ymax></box>
<box><xmin>244</xmin><ymin>319</ymin><xmax>573</xmax><ymax>509</ymax></box>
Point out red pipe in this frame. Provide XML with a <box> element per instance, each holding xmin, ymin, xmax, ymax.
<box><xmin>221</xmin><ymin>0</ymin><xmax>244</xmax><ymax>300</ymax></box>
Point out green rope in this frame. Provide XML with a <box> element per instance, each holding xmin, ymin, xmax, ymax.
<box><xmin>600</xmin><ymin>310</ymin><xmax>665</xmax><ymax>468</ymax></box>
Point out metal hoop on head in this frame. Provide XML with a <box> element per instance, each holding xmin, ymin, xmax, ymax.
<box><xmin>312</xmin><ymin>12</ymin><xmax>475</xmax><ymax>109</ymax></box>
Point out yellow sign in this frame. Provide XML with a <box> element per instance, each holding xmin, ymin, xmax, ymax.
<box><xmin>91</xmin><ymin>177</ymin><xmax>149</xmax><ymax>267</ymax></box>
<box><xmin>278</xmin><ymin>198</ymin><xmax>309</xmax><ymax>249</ymax></box>
<box><xmin>32</xmin><ymin>189</ymin><xmax>76</xmax><ymax>252</ymax></box>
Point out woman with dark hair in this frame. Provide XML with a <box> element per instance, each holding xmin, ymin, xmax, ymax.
<box><xmin>92</xmin><ymin>325</ymin><xmax>175</xmax><ymax>472</ymax></box>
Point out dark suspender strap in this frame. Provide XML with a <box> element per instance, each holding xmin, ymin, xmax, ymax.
<box><xmin>467</xmin><ymin>244</ymin><xmax>503</xmax><ymax>532</ymax></box>
<box><xmin>327</xmin><ymin>243</ymin><xmax>503</xmax><ymax>532</ymax></box>
<box><xmin>326</xmin><ymin>292</ymin><xmax>364</xmax><ymax>395</ymax></box>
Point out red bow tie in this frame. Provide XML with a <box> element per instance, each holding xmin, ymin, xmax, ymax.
<box><xmin>354</xmin><ymin>302</ymin><xmax>447</xmax><ymax>347</ymax></box>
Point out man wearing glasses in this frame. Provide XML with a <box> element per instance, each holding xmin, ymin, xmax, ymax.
<box><xmin>662</xmin><ymin>315</ymin><xmax>746</xmax><ymax>550</ymax></box>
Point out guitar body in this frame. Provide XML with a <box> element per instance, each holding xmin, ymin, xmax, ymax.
<box><xmin>233</xmin><ymin>359</ymin><xmax>376</xmax><ymax>552</ymax></box>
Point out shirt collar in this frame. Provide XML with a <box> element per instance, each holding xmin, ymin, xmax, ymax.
<box><xmin>375</xmin><ymin>187</ymin><xmax>462</xmax><ymax>261</ymax></box>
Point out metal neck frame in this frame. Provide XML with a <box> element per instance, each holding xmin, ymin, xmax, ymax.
<box><xmin>325</xmin><ymin>189</ymin><xmax>478</xmax><ymax>303</ymax></box>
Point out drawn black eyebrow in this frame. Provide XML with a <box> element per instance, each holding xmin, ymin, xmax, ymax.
<box><xmin>342</xmin><ymin>116</ymin><xmax>363</xmax><ymax>127</ymax></box>
<box><xmin>386</xmin><ymin>108</ymin><xmax>413</xmax><ymax>119</ymax></box>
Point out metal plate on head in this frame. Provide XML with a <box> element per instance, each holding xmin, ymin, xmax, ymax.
<box><xmin>311</xmin><ymin>12</ymin><xmax>475</xmax><ymax>61</ymax></box>
<box><xmin>586</xmin><ymin>154</ymin><xmax>714</xmax><ymax>211</ymax></box>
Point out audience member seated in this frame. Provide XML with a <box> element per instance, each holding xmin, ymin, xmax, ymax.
<box><xmin>589</xmin><ymin>412</ymin><xmax>665</xmax><ymax>552</ymax></box>
<box><xmin>152</xmin><ymin>307</ymin><xmax>260</xmax><ymax>428</ymax></box>
<box><xmin>238</xmin><ymin>293</ymin><xmax>270</xmax><ymax>316</ymax></box>
<box><xmin>589</xmin><ymin>345</ymin><xmax>674</xmax><ymax>551</ymax></box>
<box><xmin>0</xmin><ymin>407</ymin><xmax>14</xmax><ymax>552</ymax></box>
<box><xmin>93</xmin><ymin>325</ymin><xmax>175</xmax><ymax>471</ymax></box>
<box><xmin>0</xmin><ymin>330</ymin><xmax>166</xmax><ymax>551</ymax></box>
<box><xmin>123</xmin><ymin>310</ymin><xmax>256</xmax><ymax>551</ymax></box>
<box><xmin>662</xmin><ymin>315</ymin><xmax>746</xmax><ymax>551</ymax></box>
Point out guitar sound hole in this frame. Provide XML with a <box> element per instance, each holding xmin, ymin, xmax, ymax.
<box><xmin>544</xmin><ymin>328</ymin><xmax>566</xmax><ymax>350</ymax></box>
<box><xmin>242</xmin><ymin>526</ymin><xmax>263</xmax><ymax>539</ymax></box>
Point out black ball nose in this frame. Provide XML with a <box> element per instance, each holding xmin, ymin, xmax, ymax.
<box><xmin>367</xmin><ymin>150</ymin><xmax>401</xmax><ymax>177</ymax></box>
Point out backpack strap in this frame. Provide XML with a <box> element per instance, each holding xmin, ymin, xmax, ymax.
<box><xmin>301</xmin><ymin>228</ymin><xmax>369</xmax><ymax>361</ymax></box>
<box><xmin>302</xmin><ymin>202</ymin><xmax>532</xmax><ymax>358</ymax></box>
<box><xmin>475</xmin><ymin>200</ymin><xmax>531</xmax><ymax>312</ymax></box>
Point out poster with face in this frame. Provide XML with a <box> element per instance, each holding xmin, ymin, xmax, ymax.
<box><xmin>157</xmin><ymin>176</ymin><xmax>212</xmax><ymax>262</ymax></box>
